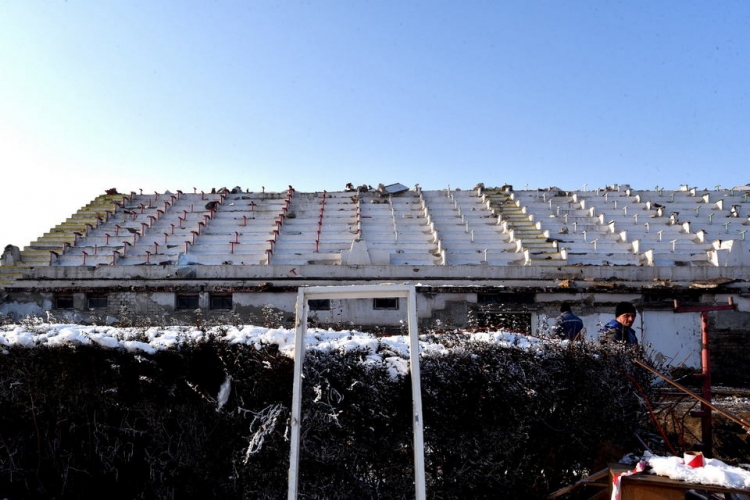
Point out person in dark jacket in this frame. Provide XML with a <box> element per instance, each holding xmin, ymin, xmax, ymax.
<box><xmin>600</xmin><ymin>302</ymin><xmax>638</xmax><ymax>344</ymax></box>
<box><xmin>554</xmin><ymin>303</ymin><xmax>585</xmax><ymax>341</ymax></box>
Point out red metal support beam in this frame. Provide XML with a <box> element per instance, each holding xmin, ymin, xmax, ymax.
<box><xmin>673</xmin><ymin>298</ymin><xmax>736</xmax><ymax>456</ymax></box>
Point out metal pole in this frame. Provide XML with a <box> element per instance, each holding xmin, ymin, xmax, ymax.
<box><xmin>672</xmin><ymin>298</ymin><xmax>738</xmax><ymax>456</ymax></box>
<box><xmin>696</xmin><ymin>311</ymin><xmax>713</xmax><ymax>455</ymax></box>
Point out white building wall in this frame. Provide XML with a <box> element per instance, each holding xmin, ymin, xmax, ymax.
<box><xmin>542</xmin><ymin>310</ymin><xmax>703</xmax><ymax>368</ymax></box>
<box><xmin>641</xmin><ymin>311</ymin><xmax>702</xmax><ymax>368</ymax></box>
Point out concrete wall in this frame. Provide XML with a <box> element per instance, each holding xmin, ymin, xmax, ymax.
<box><xmin>0</xmin><ymin>291</ymin><xmax>52</xmax><ymax>320</ymax></box>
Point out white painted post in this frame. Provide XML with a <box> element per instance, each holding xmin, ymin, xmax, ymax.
<box><xmin>288</xmin><ymin>289</ymin><xmax>307</xmax><ymax>500</ymax></box>
<box><xmin>407</xmin><ymin>285</ymin><xmax>427</xmax><ymax>500</ymax></box>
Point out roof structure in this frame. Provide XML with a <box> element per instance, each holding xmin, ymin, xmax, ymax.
<box><xmin>2</xmin><ymin>183</ymin><xmax>750</xmax><ymax>287</ymax></box>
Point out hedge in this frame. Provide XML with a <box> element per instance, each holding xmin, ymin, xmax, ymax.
<box><xmin>0</xmin><ymin>332</ymin><xmax>648</xmax><ymax>499</ymax></box>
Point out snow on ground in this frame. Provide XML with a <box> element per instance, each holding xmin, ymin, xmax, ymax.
<box><xmin>3</xmin><ymin>322</ymin><xmax>750</xmax><ymax>491</ymax></box>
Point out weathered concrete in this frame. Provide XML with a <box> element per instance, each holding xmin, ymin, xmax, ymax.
<box><xmin>2</xmin><ymin>186</ymin><xmax>750</xmax><ymax>374</ymax></box>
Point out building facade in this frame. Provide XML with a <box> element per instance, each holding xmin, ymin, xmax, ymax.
<box><xmin>2</xmin><ymin>184</ymin><xmax>749</xmax><ymax>373</ymax></box>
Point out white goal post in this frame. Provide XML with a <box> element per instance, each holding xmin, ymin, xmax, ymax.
<box><xmin>287</xmin><ymin>284</ymin><xmax>426</xmax><ymax>500</ymax></box>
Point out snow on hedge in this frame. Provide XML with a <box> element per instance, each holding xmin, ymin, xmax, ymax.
<box><xmin>0</xmin><ymin>323</ymin><xmax>548</xmax><ymax>379</ymax></box>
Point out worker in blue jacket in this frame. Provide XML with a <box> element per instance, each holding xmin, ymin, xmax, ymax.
<box><xmin>600</xmin><ymin>302</ymin><xmax>638</xmax><ymax>344</ymax></box>
<box><xmin>554</xmin><ymin>302</ymin><xmax>585</xmax><ymax>341</ymax></box>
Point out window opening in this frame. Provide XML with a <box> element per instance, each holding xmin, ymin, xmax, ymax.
<box><xmin>87</xmin><ymin>294</ymin><xmax>108</xmax><ymax>309</ymax></box>
<box><xmin>209</xmin><ymin>294</ymin><xmax>233</xmax><ymax>310</ymax></box>
<box><xmin>176</xmin><ymin>294</ymin><xmax>199</xmax><ymax>310</ymax></box>
<box><xmin>308</xmin><ymin>299</ymin><xmax>331</xmax><ymax>311</ymax></box>
<box><xmin>373</xmin><ymin>297</ymin><xmax>399</xmax><ymax>310</ymax></box>
<box><xmin>55</xmin><ymin>295</ymin><xmax>74</xmax><ymax>309</ymax></box>
<box><xmin>477</xmin><ymin>293</ymin><xmax>502</xmax><ymax>305</ymax></box>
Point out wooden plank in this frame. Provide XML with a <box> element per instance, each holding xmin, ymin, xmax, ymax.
<box><xmin>610</xmin><ymin>464</ymin><xmax>750</xmax><ymax>500</ymax></box>
<box><xmin>548</xmin><ymin>468</ymin><xmax>609</xmax><ymax>498</ymax></box>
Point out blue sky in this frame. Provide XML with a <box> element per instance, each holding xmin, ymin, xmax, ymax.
<box><xmin>1</xmin><ymin>1</ymin><xmax>749</xmax><ymax>249</ymax></box>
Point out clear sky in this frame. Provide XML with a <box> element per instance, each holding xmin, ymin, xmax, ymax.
<box><xmin>1</xmin><ymin>1</ymin><xmax>749</xmax><ymax>249</ymax></box>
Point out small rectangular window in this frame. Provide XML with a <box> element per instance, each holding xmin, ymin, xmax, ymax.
<box><xmin>55</xmin><ymin>295</ymin><xmax>74</xmax><ymax>309</ymax></box>
<box><xmin>87</xmin><ymin>295</ymin><xmax>108</xmax><ymax>309</ymax></box>
<box><xmin>308</xmin><ymin>299</ymin><xmax>331</xmax><ymax>311</ymax></box>
<box><xmin>209</xmin><ymin>294</ymin><xmax>233</xmax><ymax>310</ymax></box>
<box><xmin>373</xmin><ymin>298</ymin><xmax>399</xmax><ymax>310</ymax></box>
<box><xmin>176</xmin><ymin>294</ymin><xmax>200</xmax><ymax>310</ymax></box>
<box><xmin>477</xmin><ymin>293</ymin><xmax>502</xmax><ymax>305</ymax></box>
